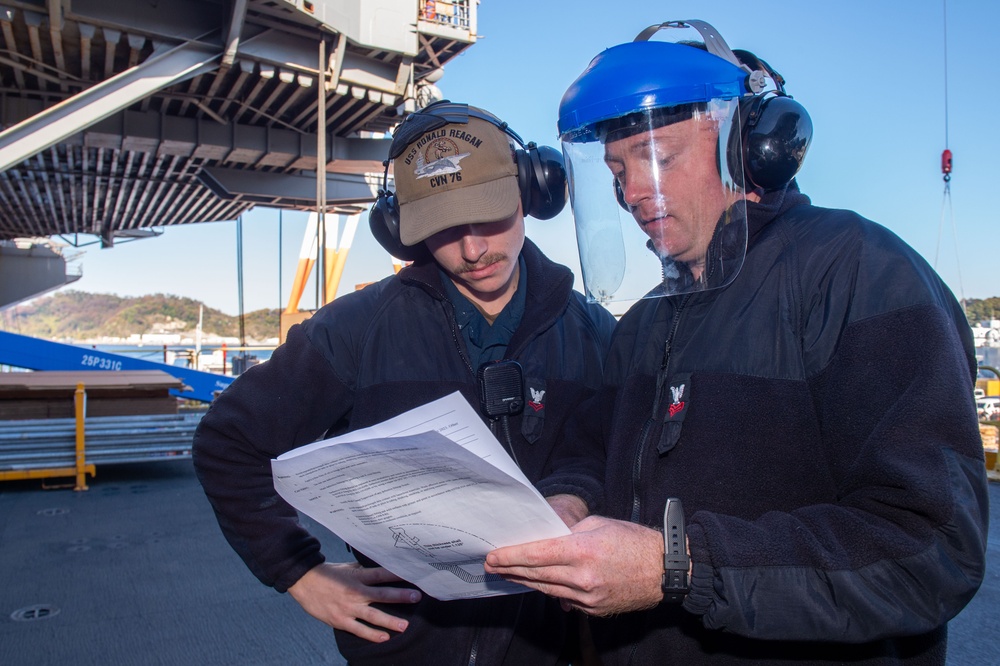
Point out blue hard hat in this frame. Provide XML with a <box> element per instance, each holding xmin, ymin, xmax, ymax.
<box><xmin>558</xmin><ymin>40</ymin><xmax>750</xmax><ymax>143</ymax></box>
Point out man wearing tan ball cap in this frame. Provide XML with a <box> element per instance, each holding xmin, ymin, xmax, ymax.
<box><xmin>193</xmin><ymin>100</ymin><xmax>615</xmax><ymax>666</ymax></box>
<box><xmin>395</xmin><ymin>113</ymin><xmax>521</xmax><ymax>246</ymax></box>
<box><xmin>392</xmin><ymin>111</ymin><xmax>528</xmax><ymax>319</ymax></box>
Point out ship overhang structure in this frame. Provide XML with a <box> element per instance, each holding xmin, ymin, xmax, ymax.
<box><xmin>0</xmin><ymin>0</ymin><xmax>476</xmax><ymax>264</ymax></box>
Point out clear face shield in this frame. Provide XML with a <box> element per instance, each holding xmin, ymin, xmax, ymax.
<box><xmin>563</xmin><ymin>98</ymin><xmax>748</xmax><ymax>304</ymax></box>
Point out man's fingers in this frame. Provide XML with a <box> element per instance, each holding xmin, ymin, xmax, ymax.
<box><xmin>289</xmin><ymin>562</ymin><xmax>425</xmax><ymax>642</ymax></box>
<box><xmin>340</xmin><ymin>618</ymin><xmax>394</xmax><ymax>643</ymax></box>
<box><xmin>486</xmin><ymin>562</ymin><xmax>578</xmax><ymax>587</ymax></box>
<box><xmin>486</xmin><ymin>537</ymin><xmax>570</xmax><ymax>569</ymax></box>
<box><xmin>352</xmin><ymin>567</ymin><xmax>421</xmax><ymax>604</ymax></box>
<box><xmin>500</xmin><ymin>574</ymin><xmax>598</xmax><ymax>612</ymax></box>
<box><xmin>367</xmin><ymin>583</ymin><xmax>421</xmax><ymax>605</ymax></box>
<box><xmin>356</xmin><ymin>603</ymin><xmax>411</xmax><ymax>634</ymax></box>
<box><xmin>486</xmin><ymin>558</ymin><xmax>596</xmax><ymax>603</ymax></box>
<box><xmin>355</xmin><ymin>566</ymin><xmax>408</xmax><ymax>586</ymax></box>
<box><xmin>547</xmin><ymin>493</ymin><xmax>589</xmax><ymax>527</ymax></box>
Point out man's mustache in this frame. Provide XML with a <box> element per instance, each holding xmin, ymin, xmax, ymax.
<box><xmin>455</xmin><ymin>253</ymin><xmax>507</xmax><ymax>275</ymax></box>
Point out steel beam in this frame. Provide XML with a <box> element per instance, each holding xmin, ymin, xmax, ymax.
<box><xmin>223</xmin><ymin>0</ymin><xmax>248</xmax><ymax>67</ymax></box>
<box><xmin>0</xmin><ymin>41</ymin><xmax>221</xmax><ymax>173</ymax></box>
<box><xmin>198</xmin><ymin>167</ymin><xmax>379</xmax><ymax>207</ymax></box>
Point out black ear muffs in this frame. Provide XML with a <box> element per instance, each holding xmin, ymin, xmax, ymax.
<box><xmin>369</xmin><ymin>101</ymin><xmax>568</xmax><ymax>260</ymax></box>
<box><xmin>727</xmin><ymin>93</ymin><xmax>812</xmax><ymax>191</ymax></box>
<box><xmin>517</xmin><ymin>143</ymin><xmax>569</xmax><ymax>220</ymax></box>
<box><xmin>727</xmin><ymin>51</ymin><xmax>813</xmax><ymax>192</ymax></box>
<box><xmin>736</xmin><ymin>94</ymin><xmax>812</xmax><ymax>191</ymax></box>
<box><xmin>368</xmin><ymin>177</ymin><xmax>430</xmax><ymax>262</ymax></box>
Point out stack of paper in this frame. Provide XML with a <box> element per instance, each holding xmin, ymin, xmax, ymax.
<box><xmin>272</xmin><ymin>391</ymin><xmax>570</xmax><ymax>600</ymax></box>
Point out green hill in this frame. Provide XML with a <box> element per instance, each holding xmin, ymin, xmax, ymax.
<box><xmin>3</xmin><ymin>291</ymin><xmax>995</xmax><ymax>344</ymax></box>
<box><xmin>966</xmin><ymin>298</ymin><xmax>1000</xmax><ymax>324</ymax></box>
<box><xmin>0</xmin><ymin>291</ymin><xmax>279</xmax><ymax>341</ymax></box>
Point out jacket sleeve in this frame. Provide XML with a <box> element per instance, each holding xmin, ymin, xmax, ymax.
<box><xmin>192</xmin><ymin>321</ymin><xmax>356</xmax><ymax>592</ymax></box>
<box><xmin>683</xmin><ymin>221</ymin><xmax>989</xmax><ymax>643</ymax></box>
<box><xmin>535</xmin><ymin>385</ymin><xmax>613</xmax><ymax>513</ymax></box>
<box><xmin>536</xmin><ymin>298</ymin><xmax>618</xmax><ymax>512</ymax></box>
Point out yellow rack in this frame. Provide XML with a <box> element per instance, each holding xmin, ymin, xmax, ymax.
<box><xmin>0</xmin><ymin>383</ymin><xmax>95</xmax><ymax>490</ymax></box>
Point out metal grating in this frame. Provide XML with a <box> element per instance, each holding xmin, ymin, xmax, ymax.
<box><xmin>0</xmin><ymin>0</ymin><xmax>477</xmax><ymax>244</ymax></box>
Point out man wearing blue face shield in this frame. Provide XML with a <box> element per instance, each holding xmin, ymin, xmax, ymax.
<box><xmin>485</xmin><ymin>20</ymin><xmax>988</xmax><ymax>665</ymax></box>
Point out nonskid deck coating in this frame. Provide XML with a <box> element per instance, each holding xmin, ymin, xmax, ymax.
<box><xmin>0</xmin><ymin>460</ymin><xmax>348</xmax><ymax>665</ymax></box>
<box><xmin>0</xmin><ymin>459</ymin><xmax>997</xmax><ymax>665</ymax></box>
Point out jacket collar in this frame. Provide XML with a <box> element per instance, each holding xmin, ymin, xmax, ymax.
<box><xmin>746</xmin><ymin>180</ymin><xmax>812</xmax><ymax>242</ymax></box>
<box><xmin>398</xmin><ymin>238</ymin><xmax>575</xmax><ymax>355</ymax></box>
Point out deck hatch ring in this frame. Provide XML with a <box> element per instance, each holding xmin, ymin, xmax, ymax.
<box><xmin>37</xmin><ymin>508</ymin><xmax>68</xmax><ymax>516</ymax></box>
<box><xmin>11</xmin><ymin>605</ymin><xmax>60</xmax><ymax>622</ymax></box>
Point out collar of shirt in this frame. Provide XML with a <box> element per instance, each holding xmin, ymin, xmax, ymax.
<box><xmin>440</xmin><ymin>254</ymin><xmax>527</xmax><ymax>370</ymax></box>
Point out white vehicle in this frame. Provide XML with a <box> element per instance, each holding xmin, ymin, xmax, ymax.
<box><xmin>976</xmin><ymin>396</ymin><xmax>1000</xmax><ymax>420</ymax></box>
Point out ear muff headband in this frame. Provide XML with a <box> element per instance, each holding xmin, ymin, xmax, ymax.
<box><xmin>369</xmin><ymin>101</ymin><xmax>568</xmax><ymax>259</ymax></box>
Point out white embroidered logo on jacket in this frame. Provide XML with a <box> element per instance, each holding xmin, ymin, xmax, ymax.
<box><xmin>528</xmin><ymin>387</ymin><xmax>546</xmax><ymax>412</ymax></box>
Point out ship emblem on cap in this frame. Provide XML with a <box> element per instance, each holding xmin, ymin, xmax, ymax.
<box><xmin>414</xmin><ymin>138</ymin><xmax>470</xmax><ymax>178</ymax></box>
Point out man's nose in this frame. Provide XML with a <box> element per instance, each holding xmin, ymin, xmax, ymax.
<box><xmin>458</xmin><ymin>226</ymin><xmax>488</xmax><ymax>261</ymax></box>
<box><xmin>622</xmin><ymin>174</ymin><xmax>655</xmax><ymax>208</ymax></box>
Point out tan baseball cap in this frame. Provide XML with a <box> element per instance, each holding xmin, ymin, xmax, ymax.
<box><xmin>394</xmin><ymin>116</ymin><xmax>520</xmax><ymax>246</ymax></box>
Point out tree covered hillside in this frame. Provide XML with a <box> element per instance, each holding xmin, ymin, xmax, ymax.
<box><xmin>4</xmin><ymin>292</ymin><xmax>996</xmax><ymax>343</ymax></box>
<box><xmin>0</xmin><ymin>291</ymin><xmax>279</xmax><ymax>341</ymax></box>
<box><xmin>966</xmin><ymin>298</ymin><xmax>1000</xmax><ymax>324</ymax></box>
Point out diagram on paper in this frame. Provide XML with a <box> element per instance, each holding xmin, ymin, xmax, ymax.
<box><xmin>389</xmin><ymin>524</ymin><xmax>504</xmax><ymax>584</ymax></box>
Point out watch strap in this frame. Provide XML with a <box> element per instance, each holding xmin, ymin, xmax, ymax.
<box><xmin>662</xmin><ymin>497</ymin><xmax>689</xmax><ymax>603</ymax></box>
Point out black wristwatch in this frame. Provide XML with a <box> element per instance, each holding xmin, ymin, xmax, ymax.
<box><xmin>661</xmin><ymin>497</ymin><xmax>689</xmax><ymax>603</ymax></box>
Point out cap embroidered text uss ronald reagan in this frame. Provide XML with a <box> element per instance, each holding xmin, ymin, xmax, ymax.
<box><xmin>394</xmin><ymin>116</ymin><xmax>519</xmax><ymax>246</ymax></box>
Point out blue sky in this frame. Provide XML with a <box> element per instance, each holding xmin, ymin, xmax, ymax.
<box><xmin>64</xmin><ymin>0</ymin><xmax>1000</xmax><ymax>315</ymax></box>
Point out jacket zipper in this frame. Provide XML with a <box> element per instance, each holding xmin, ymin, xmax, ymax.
<box><xmin>467</xmin><ymin>636</ymin><xmax>478</xmax><ymax>666</ymax></box>
<box><xmin>630</xmin><ymin>295</ymin><xmax>690</xmax><ymax>523</ymax></box>
<box><xmin>445</xmin><ymin>307</ymin><xmax>476</xmax><ymax>378</ymax></box>
<box><xmin>406</xmin><ymin>274</ymin><xmax>536</xmax><ymax>666</ymax></box>
<box><xmin>628</xmin><ymin>296</ymin><xmax>690</xmax><ymax>666</ymax></box>
<box><xmin>434</xmin><ymin>285</ymin><xmax>491</xmax><ymax>666</ymax></box>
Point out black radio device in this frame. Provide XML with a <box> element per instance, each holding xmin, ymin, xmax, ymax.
<box><xmin>477</xmin><ymin>360</ymin><xmax>524</xmax><ymax>418</ymax></box>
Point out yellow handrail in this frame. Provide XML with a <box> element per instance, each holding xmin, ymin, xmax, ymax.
<box><xmin>0</xmin><ymin>382</ymin><xmax>95</xmax><ymax>490</ymax></box>
<box><xmin>74</xmin><ymin>383</ymin><xmax>89</xmax><ymax>490</ymax></box>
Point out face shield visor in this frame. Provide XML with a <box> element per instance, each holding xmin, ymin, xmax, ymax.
<box><xmin>559</xmin><ymin>35</ymin><xmax>753</xmax><ymax>303</ymax></box>
<box><xmin>563</xmin><ymin>99</ymin><xmax>748</xmax><ymax>303</ymax></box>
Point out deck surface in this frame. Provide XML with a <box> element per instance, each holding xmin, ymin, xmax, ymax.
<box><xmin>1</xmin><ymin>459</ymin><xmax>997</xmax><ymax>665</ymax></box>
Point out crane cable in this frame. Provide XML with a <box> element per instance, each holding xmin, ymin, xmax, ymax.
<box><xmin>236</xmin><ymin>213</ymin><xmax>246</xmax><ymax>351</ymax></box>
<box><xmin>934</xmin><ymin>0</ymin><xmax>964</xmax><ymax>304</ymax></box>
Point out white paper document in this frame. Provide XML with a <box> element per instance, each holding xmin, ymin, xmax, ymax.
<box><xmin>272</xmin><ymin>392</ymin><xmax>571</xmax><ymax>600</ymax></box>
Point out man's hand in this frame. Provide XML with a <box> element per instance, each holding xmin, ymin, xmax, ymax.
<box><xmin>546</xmin><ymin>493</ymin><xmax>589</xmax><ymax>527</ymax></box>
<box><xmin>287</xmin><ymin>562</ymin><xmax>421</xmax><ymax>643</ymax></box>
<box><xmin>484</xmin><ymin>515</ymin><xmax>664</xmax><ymax>616</ymax></box>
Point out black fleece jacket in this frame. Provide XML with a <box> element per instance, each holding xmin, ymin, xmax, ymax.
<box><xmin>565</xmin><ymin>184</ymin><xmax>989</xmax><ymax>665</ymax></box>
<box><xmin>192</xmin><ymin>238</ymin><xmax>615</xmax><ymax>666</ymax></box>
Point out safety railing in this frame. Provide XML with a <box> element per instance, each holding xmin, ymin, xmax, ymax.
<box><xmin>419</xmin><ymin>0</ymin><xmax>471</xmax><ymax>30</ymax></box>
<box><xmin>0</xmin><ymin>383</ymin><xmax>203</xmax><ymax>490</ymax></box>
